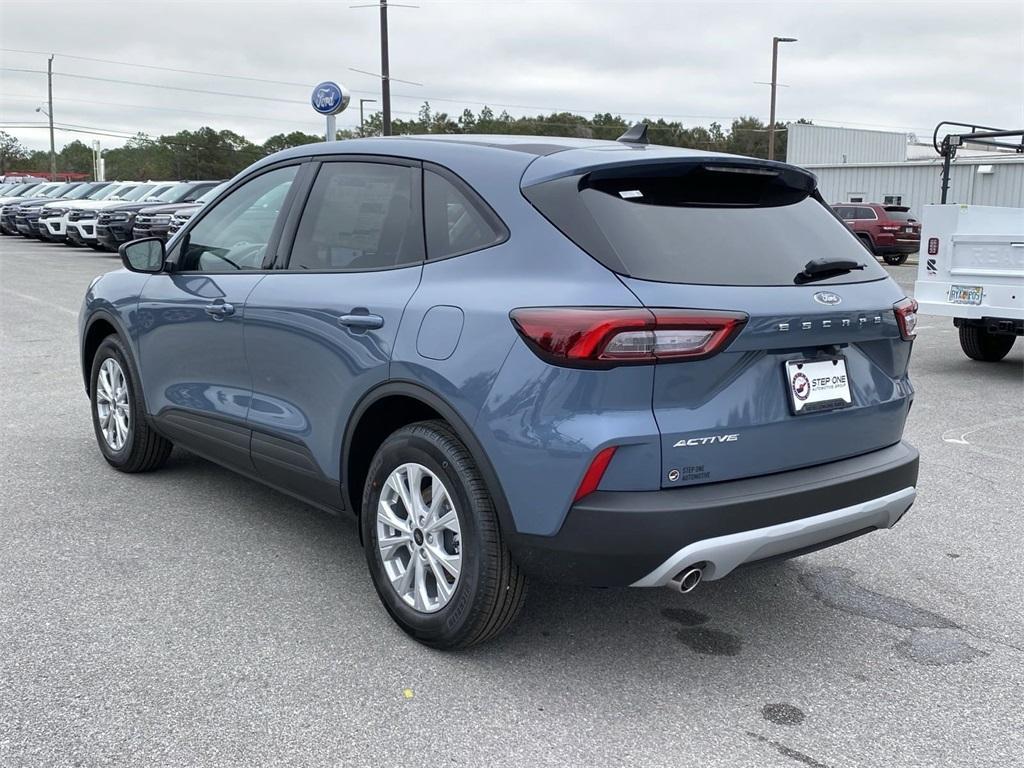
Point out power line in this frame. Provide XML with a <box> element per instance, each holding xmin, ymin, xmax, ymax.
<box><xmin>0</xmin><ymin>47</ymin><xmax>315</xmax><ymax>89</ymax></box>
<box><xmin>2</xmin><ymin>55</ymin><xmax>933</xmax><ymax>134</ymax></box>
<box><xmin>0</xmin><ymin>93</ymin><xmax>324</xmax><ymax>127</ymax></box>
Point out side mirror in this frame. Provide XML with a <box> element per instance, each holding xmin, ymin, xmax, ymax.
<box><xmin>119</xmin><ymin>237</ymin><xmax>165</xmax><ymax>273</ymax></box>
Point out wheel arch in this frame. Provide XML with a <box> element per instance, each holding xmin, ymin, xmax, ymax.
<box><xmin>342</xmin><ymin>380</ymin><xmax>517</xmax><ymax>539</ymax></box>
<box><xmin>81</xmin><ymin>310</ymin><xmax>154</xmax><ymax>422</ymax></box>
<box><xmin>82</xmin><ymin>310</ymin><xmax>130</xmax><ymax>395</ymax></box>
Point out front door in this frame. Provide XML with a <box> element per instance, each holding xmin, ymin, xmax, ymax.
<box><xmin>136</xmin><ymin>165</ymin><xmax>300</xmax><ymax>471</ymax></box>
<box><xmin>243</xmin><ymin>159</ymin><xmax>425</xmax><ymax>507</ymax></box>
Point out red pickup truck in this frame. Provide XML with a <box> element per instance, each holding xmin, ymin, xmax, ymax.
<box><xmin>832</xmin><ymin>203</ymin><xmax>921</xmax><ymax>265</ymax></box>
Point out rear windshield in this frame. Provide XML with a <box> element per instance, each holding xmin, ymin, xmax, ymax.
<box><xmin>883</xmin><ymin>208</ymin><xmax>915</xmax><ymax>222</ymax></box>
<box><xmin>524</xmin><ymin>164</ymin><xmax>889</xmax><ymax>286</ymax></box>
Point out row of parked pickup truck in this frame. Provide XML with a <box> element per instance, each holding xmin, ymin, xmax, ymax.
<box><xmin>0</xmin><ymin>178</ymin><xmax>224</xmax><ymax>250</ymax></box>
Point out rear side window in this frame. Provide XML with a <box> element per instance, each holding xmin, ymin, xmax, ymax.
<box><xmin>288</xmin><ymin>162</ymin><xmax>423</xmax><ymax>271</ymax></box>
<box><xmin>524</xmin><ymin>163</ymin><xmax>888</xmax><ymax>286</ymax></box>
<box><xmin>855</xmin><ymin>206</ymin><xmax>877</xmax><ymax>220</ymax></box>
<box><xmin>424</xmin><ymin>169</ymin><xmax>506</xmax><ymax>259</ymax></box>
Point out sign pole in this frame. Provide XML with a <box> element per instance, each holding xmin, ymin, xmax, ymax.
<box><xmin>326</xmin><ymin>115</ymin><xmax>337</xmax><ymax>142</ymax></box>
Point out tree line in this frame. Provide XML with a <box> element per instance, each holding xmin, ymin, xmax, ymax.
<box><xmin>0</xmin><ymin>105</ymin><xmax>806</xmax><ymax>181</ymax></box>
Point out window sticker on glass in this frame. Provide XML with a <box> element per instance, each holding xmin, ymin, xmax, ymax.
<box><xmin>619</xmin><ymin>190</ymin><xmax>643</xmax><ymax>199</ymax></box>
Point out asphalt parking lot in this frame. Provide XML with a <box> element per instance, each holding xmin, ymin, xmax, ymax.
<box><xmin>1</xmin><ymin>236</ymin><xmax>1021</xmax><ymax>768</ymax></box>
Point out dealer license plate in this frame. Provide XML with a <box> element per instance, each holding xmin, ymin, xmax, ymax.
<box><xmin>785</xmin><ymin>358</ymin><xmax>853</xmax><ymax>414</ymax></box>
<box><xmin>948</xmin><ymin>285</ymin><xmax>983</xmax><ymax>305</ymax></box>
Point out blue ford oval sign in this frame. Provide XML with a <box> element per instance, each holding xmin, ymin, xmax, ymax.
<box><xmin>311</xmin><ymin>81</ymin><xmax>350</xmax><ymax>115</ymax></box>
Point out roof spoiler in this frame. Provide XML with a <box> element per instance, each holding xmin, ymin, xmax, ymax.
<box><xmin>616</xmin><ymin>123</ymin><xmax>649</xmax><ymax>145</ymax></box>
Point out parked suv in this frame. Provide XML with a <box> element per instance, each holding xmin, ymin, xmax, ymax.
<box><xmin>94</xmin><ymin>182</ymin><xmax>188</xmax><ymax>251</ymax></box>
<box><xmin>80</xmin><ymin>135</ymin><xmax>919</xmax><ymax>648</ymax></box>
<box><xmin>65</xmin><ymin>182</ymin><xmax>164</xmax><ymax>249</ymax></box>
<box><xmin>1</xmin><ymin>182</ymin><xmax>70</xmax><ymax>234</ymax></box>
<box><xmin>833</xmin><ymin>203</ymin><xmax>921</xmax><ymax>265</ymax></box>
<box><xmin>131</xmin><ymin>181</ymin><xmax>225</xmax><ymax>242</ymax></box>
<box><xmin>33</xmin><ymin>182</ymin><xmax>113</xmax><ymax>240</ymax></box>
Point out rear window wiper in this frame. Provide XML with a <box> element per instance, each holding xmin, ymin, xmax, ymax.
<box><xmin>795</xmin><ymin>258</ymin><xmax>865</xmax><ymax>284</ymax></box>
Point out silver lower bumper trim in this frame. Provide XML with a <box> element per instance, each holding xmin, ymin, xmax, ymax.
<box><xmin>631</xmin><ymin>486</ymin><xmax>916</xmax><ymax>587</ymax></box>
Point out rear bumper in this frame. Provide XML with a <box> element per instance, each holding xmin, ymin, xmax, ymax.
<box><xmin>875</xmin><ymin>242</ymin><xmax>919</xmax><ymax>255</ymax></box>
<box><xmin>509</xmin><ymin>441</ymin><xmax>919</xmax><ymax>586</ymax></box>
<box><xmin>915</xmin><ymin>280</ymin><xmax>1023</xmax><ymax>321</ymax></box>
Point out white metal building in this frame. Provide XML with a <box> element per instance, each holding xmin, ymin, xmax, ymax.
<box><xmin>787</xmin><ymin>123</ymin><xmax>1024</xmax><ymax>219</ymax></box>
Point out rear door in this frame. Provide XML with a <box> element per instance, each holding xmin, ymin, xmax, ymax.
<box><xmin>524</xmin><ymin>159</ymin><xmax>913</xmax><ymax>488</ymax></box>
<box><xmin>242</xmin><ymin>157</ymin><xmax>425</xmax><ymax>507</ymax></box>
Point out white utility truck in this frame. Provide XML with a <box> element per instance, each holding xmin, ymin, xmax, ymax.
<box><xmin>914</xmin><ymin>204</ymin><xmax>1023</xmax><ymax>361</ymax></box>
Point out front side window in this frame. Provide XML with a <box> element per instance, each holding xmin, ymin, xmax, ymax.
<box><xmin>288</xmin><ymin>162</ymin><xmax>423</xmax><ymax>271</ymax></box>
<box><xmin>424</xmin><ymin>170</ymin><xmax>506</xmax><ymax>259</ymax></box>
<box><xmin>180</xmin><ymin>166</ymin><xmax>298</xmax><ymax>271</ymax></box>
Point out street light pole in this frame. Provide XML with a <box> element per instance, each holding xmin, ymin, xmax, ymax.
<box><xmin>47</xmin><ymin>54</ymin><xmax>56</xmax><ymax>180</ymax></box>
<box><xmin>360</xmin><ymin>98</ymin><xmax>377</xmax><ymax>135</ymax></box>
<box><xmin>768</xmin><ymin>36</ymin><xmax>797</xmax><ymax>161</ymax></box>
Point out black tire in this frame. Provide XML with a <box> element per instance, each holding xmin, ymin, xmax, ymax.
<box><xmin>883</xmin><ymin>252</ymin><xmax>909</xmax><ymax>266</ymax></box>
<box><xmin>361</xmin><ymin>420</ymin><xmax>527</xmax><ymax>649</ymax></box>
<box><xmin>958</xmin><ymin>325</ymin><xmax>1016</xmax><ymax>362</ymax></box>
<box><xmin>89</xmin><ymin>335</ymin><xmax>172</xmax><ymax>472</ymax></box>
<box><xmin>88</xmin><ymin>242</ymin><xmax>105</xmax><ymax>251</ymax></box>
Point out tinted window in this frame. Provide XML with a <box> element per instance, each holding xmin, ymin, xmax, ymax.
<box><xmin>834</xmin><ymin>205</ymin><xmax>852</xmax><ymax>219</ymax></box>
<box><xmin>525</xmin><ymin>167</ymin><xmax>888</xmax><ymax>286</ymax></box>
<box><xmin>180</xmin><ymin>166</ymin><xmax>297</xmax><ymax>271</ymax></box>
<box><xmin>96</xmin><ymin>184</ymin><xmax>132</xmax><ymax>200</ymax></box>
<box><xmin>46</xmin><ymin>183</ymin><xmax>79</xmax><ymax>197</ymax></box>
<box><xmin>424</xmin><ymin>170</ymin><xmax>505</xmax><ymax>258</ymax></box>
<box><xmin>883</xmin><ymin>208</ymin><xmax>915</xmax><ymax>222</ymax></box>
<box><xmin>65</xmin><ymin>183</ymin><xmax>108</xmax><ymax>200</ymax></box>
<box><xmin>288</xmin><ymin>162</ymin><xmax>423</xmax><ymax>271</ymax></box>
<box><xmin>855</xmin><ymin>206</ymin><xmax>877</xmax><ymax>220</ymax></box>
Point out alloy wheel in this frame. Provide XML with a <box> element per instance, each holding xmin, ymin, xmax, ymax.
<box><xmin>376</xmin><ymin>462</ymin><xmax>463</xmax><ymax>613</ymax></box>
<box><xmin>96</xmin><ymin>358</ymin><xmax>130</xmax><ymax>451</ymax></box>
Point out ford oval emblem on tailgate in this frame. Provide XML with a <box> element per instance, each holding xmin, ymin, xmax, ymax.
<box><xmin>813</xmin><ymin>291</ymin><xmax>842</xmax><ymax>306</ymax></box>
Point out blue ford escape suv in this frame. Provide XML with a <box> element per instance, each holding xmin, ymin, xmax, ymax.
<box><xmin>80</xmin><ymin>131</ymin><xmax>919</xmax><ymax>648</ymax></box>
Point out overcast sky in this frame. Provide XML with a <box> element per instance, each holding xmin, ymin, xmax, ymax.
<box><xmin>1</xmin><ymin>0</ymin><xmax>1021</xmax><ymax>152</ymax></box>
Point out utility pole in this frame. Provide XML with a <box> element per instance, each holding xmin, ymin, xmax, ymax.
<box><xmin>379</xmin><ymin>0</ymin><xmax>391</xmax><ymax>136</ymax></box>
<box><xmin>768</xmin><ymin>36</ymin><xmax>797</xmax><ymax>161</ymax></box>
<box><xmin>352</xmin><ymin>0</ymin><xmax>418</xmax><ymax>136</ymax></box>
<box><xmin>47</xmin><ymin>54</ymin><xmax>56</xmax><ymax>180</ymax></box>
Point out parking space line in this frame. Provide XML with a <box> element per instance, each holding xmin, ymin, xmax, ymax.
<box><xmin>0</xmin><ymin>288</ymin><xmax>78</xmax><ymax>317</ymax></box>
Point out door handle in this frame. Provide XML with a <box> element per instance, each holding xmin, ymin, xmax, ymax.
<box><xmin>205</xmin><ymin>301</ymin><xmax>235</xmax><ymax>318</ymax></box>
<box><xmin>338</xmin><ymin>309</ymin><xmax>384</xmax><ymax>330</ymax></box>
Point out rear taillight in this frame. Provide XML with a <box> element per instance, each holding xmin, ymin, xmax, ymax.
<box><xmin>880</xmin><ymin>224</ymin><xmax>902</xmax><ymax>232</ymax></box>
<box><xmin>894</xmin><ymin>297</ymin><xmax>918</xmax><ymax>341</ymax></box>
<box><xmin>509</xmin><ymin>307</ymin><xmax>747</xmax><ymax>367</ymax></box>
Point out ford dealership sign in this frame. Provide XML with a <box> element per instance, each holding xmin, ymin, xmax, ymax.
<box><xmin>311</xmin><ymin>81</ymin><xmax>350</xmax><ymax>116</ymax></box>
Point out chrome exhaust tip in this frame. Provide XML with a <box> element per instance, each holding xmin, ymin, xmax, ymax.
<box><xmin>671</xmin><ymin>566</ymin><xmax>703</xmax><ymax>594</ymax></box>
